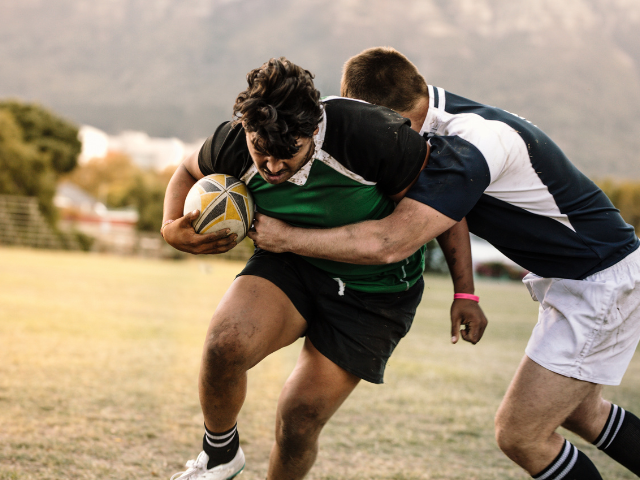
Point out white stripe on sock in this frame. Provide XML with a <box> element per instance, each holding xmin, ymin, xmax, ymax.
<box><xmin>595</xmin><ymin>405</ymin><xmax>618</xmax><ymax>449</ymax></box>
<box><xmin>205</xmin><ymin>434</ymin><xmax>235</xmax><ymax>448</ymax></box>
<box><xmin>554</xmin><ymin>444</ymin><xmax>578</xmax><ymax>480</ymax></box>
<box><xmin>205</xmin><ymin>425</ymin><xmax>237</xmax><ymax>441</ymax></box>
<box><xmin>604</xmin><ymin>408</ymin><xmax>626</xmax><ymax>450</ymax></box>
<box><xmin>536</xmin><ymin>440</ymin><xmax>572</xmax><ymax>480</ymax></box>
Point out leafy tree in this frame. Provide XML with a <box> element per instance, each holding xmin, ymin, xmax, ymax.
<box><xmin>124</xmin><ymin>172</ymin><xmax>168</xmax><ymax>232</ymax></box>
<box><xmin>598</xmin><ymin>179</ymin><xmax>640</xmax><ymax>232</ymax></box>
<box><xmin>0</xmin><ymin>109</ymin><xmax>57</xmax><ymax>224</ymax></box>
<box><xmin>63</xmin><ymin>151</ymin><xmax>140</xmax><ymax>206</ymax></box>
<box><xmin>0</xmin><ymin>101</ymin><xmax>81</xmax><ymax>225</ymax></box>
<box><xmin>64</xmin><ymin>153</ymin><xmax>176</xmax><ymax>232</ymax></box>
<box><xmin>0</xmin><ymin>101</ymin><xmax>81</xmax><ymax>175</ymax></box>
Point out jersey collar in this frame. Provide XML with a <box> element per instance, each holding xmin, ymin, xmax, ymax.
<box><xmin>420</xmin><ymin>85</ymin><xmax>446</xmax><ymax>138</ymax></box>
<box><xmin>287</xmin><ymin>104</ymin><xmax>327</xmax><ymax>186</ymax></box>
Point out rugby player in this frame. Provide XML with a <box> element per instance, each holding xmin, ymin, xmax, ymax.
<box><xmin>250</xmin><ymin>48</ymin><xmax>640</xmax><ymax>479</ymax></box>
<box><xmin>161</xmin><ymin>56</ymin><xmax>487</xmax><ymax>480</ymax></box>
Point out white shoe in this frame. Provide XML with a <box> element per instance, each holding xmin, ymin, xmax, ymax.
<box><xmin>170</xmin><ymin>448</ymin><xmax>245</xmax><ymax>480</ymax></box>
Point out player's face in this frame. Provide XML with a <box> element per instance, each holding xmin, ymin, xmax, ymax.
<box><xmin>245</xmin><ymin>131</ymin><xmax>316</xmax><ymax>185</ymax></box>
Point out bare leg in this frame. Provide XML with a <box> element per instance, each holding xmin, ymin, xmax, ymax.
<box><xmin>199</xmin><ymin>275</ymin><xmax>307</xmax><ymax>432</ymax></box>
<box><xmin>495</xmin><ymin>355</ymin><xmax>608</xmax><ymax>475</ymax></box>
<box><xmin>561</xmin><ymin>384</ymin><xmax>611</xmax><ymax>442</ymax></box>
<box><xmin>267</xmin><ymin>338</ymin><xmax>360</xmax><ymax>480</ymax></box>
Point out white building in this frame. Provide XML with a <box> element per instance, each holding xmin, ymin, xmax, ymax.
<box><xmin>78</xmin><ymin>125</ymin><xmax>203</xmax><ymax>171</ymax></box>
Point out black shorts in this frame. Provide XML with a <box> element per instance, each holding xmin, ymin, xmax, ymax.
<box><xmin>238</xmin><ymin>249</ymin><xmax>424</xmax><ymax>384</ymax></box>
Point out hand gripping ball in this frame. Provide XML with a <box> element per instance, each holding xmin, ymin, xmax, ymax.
<box><xmin>183</xmin><ymin>174</ymin><xmax>255</xmax><ymax>242</ymax></box>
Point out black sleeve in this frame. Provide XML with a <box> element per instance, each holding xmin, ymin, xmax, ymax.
<box><xmin>405</xmin><ymin>135</ymin><xmax>491</xmax><ymax>221</ymax></box>
<box><xmin>321</xmin><ymin>99</ymin><xmax>428</xmax><ymax>196</ymax></box>
<box><xmin>197</xmin><ymin>121</ymin><xmax>252</xmax><ymax>178</ymax></box>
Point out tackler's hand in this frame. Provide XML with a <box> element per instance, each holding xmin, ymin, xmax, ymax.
<box><xmin>450</xmin><ymin>298</ymin><xmax>488</xmax><ymax>345</ymax></box>
<box><xmin>161</xmin><ymin>209</ymin><xmax>238</xmax><ymax>255</ymax></box>
<box><xmin>247</xmin><ymin>212</ymin><xmax>293</xmax><ymax>253</ymax></box>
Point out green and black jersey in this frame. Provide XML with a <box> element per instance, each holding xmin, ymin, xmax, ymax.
<box><xmin>198</xmin><ymin>97</ymin><xmax>428</xmax><ymax>293</ymax></box>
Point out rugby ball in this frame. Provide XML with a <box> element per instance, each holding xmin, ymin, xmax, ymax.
<box><xmin>183</xmin><ymin>174</ymin><xmax>254</xmax><ymax>242</ymax></box>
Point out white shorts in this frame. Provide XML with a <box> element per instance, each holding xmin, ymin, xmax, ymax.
<box><xmin>523</xmin><ymin>247</ymin><xmax>640</xmax><ymax>385</ymax></box>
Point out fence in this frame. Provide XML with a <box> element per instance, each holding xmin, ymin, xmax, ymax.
<box><xmin>0</xmin><ymin>195</ymin><xmax>71</xmax><ymax>249</ymax></box>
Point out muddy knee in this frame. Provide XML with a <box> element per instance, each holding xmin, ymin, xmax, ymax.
<box><xmin>277</xmin><ymin>401</ymin><xmax>328</xmax><ymax>459</ymax></box>
<box><xmin>201</xmin><ymin>320</ymin><xmax>253</xmax><ymax>384</ymax></box>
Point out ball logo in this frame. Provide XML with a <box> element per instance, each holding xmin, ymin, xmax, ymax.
<box><xmin>184</xmin><ymin>174</ymin><xmax>254</xmax><ymax>241</ymax></box>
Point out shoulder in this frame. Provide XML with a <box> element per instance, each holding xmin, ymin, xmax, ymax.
<box><xmin>318</xmin><ymin>97</ymin><xmax>427</xmax><ymax>194</ymax></box>
<box><xmin>322</xmin><ymin>96</ymin><xmax>411</xmax><ymax>136</ymax></box>
<box><xmin>198</xmin><ymin>121</ymin><xmax>251</xmax><ymax>178</ymax></box>
<box><xmin>319</xmin><ymin>96</ymin><xmax>420</xmax><ymax>162</ymax></box>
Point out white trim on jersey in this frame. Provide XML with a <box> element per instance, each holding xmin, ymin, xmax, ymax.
<box><xmin>241</xmin><ymin>164</ymin><xmax>258</xmax><ymax>184</ymax></box>
<box><xmin>315</xmin><ymin>151</ymin><xmax>377</xmax><ymax>186</ymax></box>
<box><xmin>422</xmin><ymin>86</ymin><xmax>575</xmax><ymax>232</ymax></box>
<box><xmin>436</xmin><ymin>86</ymin><xmax>446</xmax><ymax>111</ymax></box>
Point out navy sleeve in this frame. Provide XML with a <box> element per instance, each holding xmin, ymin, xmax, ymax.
<box><xmin>406</xmin><ymin>135</ymin><xmax>491</xmax><ymax>221</ymax></box>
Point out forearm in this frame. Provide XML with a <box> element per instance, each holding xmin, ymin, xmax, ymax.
<box><xmin>261</xmin><ymin>198</ymin><xmax>456</xmax><ymax>265</ymax></box>
<box><xmin>437</xmin><ymin>218</ymin><xmax>475</xmax><ymax>294</ymax></box>
<box><xmin>276</xmin><ymin>219</ymin><xmax>398</xmax><ymax>265</ymax></box>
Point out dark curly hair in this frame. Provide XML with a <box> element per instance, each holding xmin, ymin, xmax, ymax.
<box><xmin>233</xmin><ymin>57</ymin><xmax>323</xmax><ymax>159</ymax></box>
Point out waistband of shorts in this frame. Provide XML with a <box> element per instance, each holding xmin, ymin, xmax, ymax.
<box><xmin>586</xmin><ymin>243</ymin><xmax>640</xmax><ymax>279</ymax></box>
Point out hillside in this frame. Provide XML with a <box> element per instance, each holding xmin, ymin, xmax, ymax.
<box><xmin>1</xmin><ymin>0</ymin><xmax>639</xmax><ymax>178</ymax></box>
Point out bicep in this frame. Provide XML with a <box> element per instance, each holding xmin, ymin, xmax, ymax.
<box><xmin>405</xmin><ymin>136</ymin><xmax>491</xmax><ymax>221</ymax></box>
<box><xmin>379</xmin><ymin>197</ymin><xmax>458</xmax><ymax>262</ymax></box>
<box><xmin>183</xmin><ymin>150</ymin><xmax>205</xmax><ymax>180</ymax></box>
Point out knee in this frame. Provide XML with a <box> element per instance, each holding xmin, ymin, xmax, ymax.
<box><xmin>495</xmin><ymin>410</ymin><xmax>532</xmax><ymax>460</ymax></box>
<box><xmin>495</xmin><ymin>424</ymin><xmax>523</xmax><ymax>459</ymax></box>
<box><xmin>277</xmin><ymin>399</ymin><xmax>327</xmax><ymax>454</ymax></box>
<box><xmin>202</xmin><ymin>319</ymin><xmax>252</xmax><ymax>379</ymax></box>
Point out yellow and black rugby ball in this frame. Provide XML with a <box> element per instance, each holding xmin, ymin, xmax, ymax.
<box><xmin>183</xmin><ymin>174</ymin><xmax>254</xmax><ymax>242</ymax></box>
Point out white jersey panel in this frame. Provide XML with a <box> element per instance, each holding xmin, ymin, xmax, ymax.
<box><xmin>420</xmin><ymin>91</ymin><xmax>574</xmax><ymax>232</ymax></box>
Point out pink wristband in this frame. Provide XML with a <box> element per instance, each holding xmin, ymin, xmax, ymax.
<box><xmin>454</xmin><ymin>293</ymin><xmax>480</xmax><ymax>303</ymax></box>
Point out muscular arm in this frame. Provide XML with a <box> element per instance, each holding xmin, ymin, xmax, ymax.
<box><xmin>437</xmin><ymin>219</ymin><xmax>474</xmax><ymax>294</ymax></box>
<box><xmin>251</xmin><ymin>197</ymin><xmax>455</xmax><ymax>264</ymax></box>
<box><xmin>250</xmin><ymin>200</ymin><xmax>488</xmax><ymax>344</ymax></box>
<box><xmin>161</xmin><ymin>151</ymin><xmax>238</xmax><ymax>254</ymax></box>
<box><xmin>437</xmin><ymin>219</ymin><xmax>488</xmax><ymax>344</ymax></box>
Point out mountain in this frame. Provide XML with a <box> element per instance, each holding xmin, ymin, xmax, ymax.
<box><xmin>1</xmin><ymin>0</ymin><xmax>639</xmax><ymax>178</ymax></box>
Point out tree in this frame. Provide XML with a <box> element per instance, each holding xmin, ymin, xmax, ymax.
<box><xmin>0</xmin><ymin>101</ymin><xmax>81</xmax><ymax>175</ymax></box>
<box><xmin>0</xmin><ymin>101</ymin><xmax>81</xmax><ymax>225</ymax></box>
<box><xmin>64</xmin><ymin>152</ymin><xmax>176</xmax><ymax>232</ymax></box>
<box><xmin>598</xmin><ymin>179</ymin><xmax>640</xmax><ymax>232</ymax></box>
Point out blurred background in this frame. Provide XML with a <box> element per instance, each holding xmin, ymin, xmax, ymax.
<box><xmin>1</xmin><ymin>0</ymin><xmax>639</xmax><ymax>273</ymax></box>
<box><xmin>2</xmin><ymin>3</ymin><xmax>640</xmax><ymax>478</ymax></box>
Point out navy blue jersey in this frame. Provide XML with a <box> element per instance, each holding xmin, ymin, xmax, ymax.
<box><xmin>406</xmin><ymin>86</ymin><xmax>639</xmax><ymax>279</ymax></box>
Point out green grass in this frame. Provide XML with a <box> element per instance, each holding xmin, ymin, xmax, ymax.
<box><xmin>0</xmin><ymin>247</ymin><xmax>638</xmax><ymax>479</ymax></box>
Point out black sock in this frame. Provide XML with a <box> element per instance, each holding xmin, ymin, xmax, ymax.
<box><xmin>533</xmin><ymin>439</ymin><xmax>602</xmax><ymax>480</ymax></box>
<box><xmin>593</xmin><ymin>404</ymin><xmax>640</xmax><ymax>475</ymax></box>
<box><xmin>202</xmin><ymin>423</ymin><xmax>240</xmax><ymax>469</ymax></box>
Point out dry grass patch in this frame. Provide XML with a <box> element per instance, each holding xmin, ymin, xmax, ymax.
<box><xmin>0</xmin><ymin>247</ymin><xmax>638</xmax><ymax>479</ymax></box>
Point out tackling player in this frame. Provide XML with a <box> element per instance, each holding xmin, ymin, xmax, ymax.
<box><xmin>250</xmin><ymin>48</ymin><xmax>640</xmax><ymax>479</ymax></box>
<box><xmin>161</xmin><ymin>57</ymin><xmax>487</xmax><ymax>480</ymax></box>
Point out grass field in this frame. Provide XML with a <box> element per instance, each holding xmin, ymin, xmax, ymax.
<box><xmin>0</xmin><ymin>247</ymin><xmax>639</xmax><ymax>480</ymax></box>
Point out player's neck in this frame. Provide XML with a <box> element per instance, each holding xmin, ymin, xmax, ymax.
<box><xmin>399</xmin><ymin>95</ymin><xmax>429</xmax><ymax>134</ymax></box>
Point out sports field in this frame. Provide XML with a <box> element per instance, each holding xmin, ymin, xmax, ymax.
<box><xmin>0</xmin><ymin>247</ymin><xmax>638</xmax><ymax>480</ymax></box>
